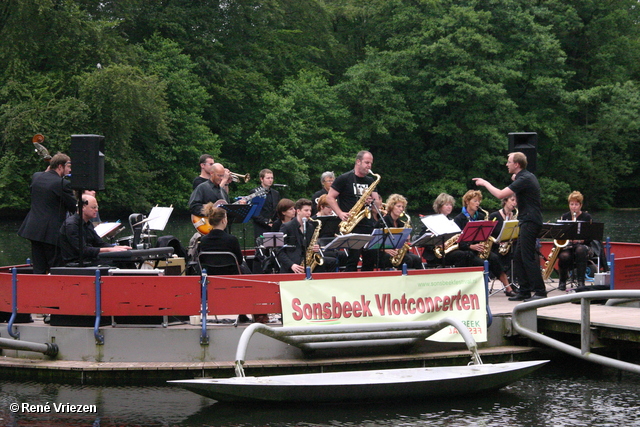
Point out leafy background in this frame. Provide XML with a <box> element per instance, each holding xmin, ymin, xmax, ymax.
<box><xmin>2</xmin><ymin>0</ymin><xmax>639</xmax><ymax>216</ymax></box>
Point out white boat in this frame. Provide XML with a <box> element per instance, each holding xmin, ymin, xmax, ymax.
<box><xmin>169</xmin><ymin>360</ymin><xmax>548</xmax><ymax>402</ymax></box>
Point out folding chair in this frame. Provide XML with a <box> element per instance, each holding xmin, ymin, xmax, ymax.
<box><xmin>198</xmin><ymin>251</ymin><xmax>242</xmax><ymax>276</ymax></box>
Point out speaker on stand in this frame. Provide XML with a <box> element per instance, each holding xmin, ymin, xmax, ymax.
<box><xmin>508</xmin><ymin>132</ymin><xmax>537</xmax><ymax>174</ymax></box>
<box><xmin>70</xmin><ymin>134</ymin><xmax>105</xmax><ymax>191</ymax></box>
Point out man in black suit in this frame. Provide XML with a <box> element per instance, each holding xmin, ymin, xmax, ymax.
<box><xmin>18</xmin><ymin>153</ymin><xmax>76</xmax><ymax>274</ymax></box>
<box><xmin>251</xmin><ymin>168</ymin><xmax>281</xmax><ymax>240</ymax></box>
<box><xmin>277</xmin><ymin>198</ymin><xmax>337</xmax><ymax>273</ymax></box>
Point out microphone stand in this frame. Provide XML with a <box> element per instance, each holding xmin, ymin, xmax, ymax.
<box><xmin>370</xmin><ymin>202</ymin><xmax>392</xmax><ymax>270</ymax></box>
<box><xmin>301</xmin><ymin>217</ymin><xmax>307</xmax><ymax>270</ymax></box>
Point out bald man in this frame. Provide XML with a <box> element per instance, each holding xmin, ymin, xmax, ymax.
<box><xmin>59</xmin><ymin>195</ymin><xmax>130</xmax><ymax>264</ymax></box>
<box><xmin>188</xmin><ymin>163</ymin><xmax>231</xmax><ymax>217</ymax></box>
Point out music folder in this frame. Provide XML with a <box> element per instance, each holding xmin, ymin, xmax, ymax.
<box><xmin>323</xmin><ymin>234</ymin><xmax>372</xmax><ymax>251</ymax></box>
<box><xmin>94</xmin><ymin>222</ymin><xmax>124</xmax><ymax>239</ymax></box>
<box><xmin>496</xmin><ymin>220</ymin><xmax>519</xmax><ymax>243</ymax></box>
<box><xmin>413</xmin><ymin>214</ymin><xmax>461</xmax><ymax>247</ymax></box>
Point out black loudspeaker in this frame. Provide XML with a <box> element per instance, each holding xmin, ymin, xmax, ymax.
<box><xmin>508</xmin><ymin>132</ymin><xmax>537</xmax><ymax>174</ymax></box>
<box><xmin>70</xmin><ymin>134</ymin><xmax>105</xmax><ymax>190</ymax></box>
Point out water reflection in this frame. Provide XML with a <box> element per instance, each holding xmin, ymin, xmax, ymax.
<box><xmin>1</xmin><ymin>362</ymin><xmax>639</xmax><ymax>427</ymax></box>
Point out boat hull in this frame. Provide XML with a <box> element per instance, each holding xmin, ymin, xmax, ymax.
<box><xmin>169</xmin><ymin>360</ymin><xmax>549</xmax><ymax>402</ymax></box>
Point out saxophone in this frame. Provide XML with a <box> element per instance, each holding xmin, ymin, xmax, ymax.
<box><xmin>434</xmin><ymin>234</ymin><xmax>459</xmax><ymax>259</ymax></box>
<box><xmin>498</xmin><ymin>208</ymin><xmax>518</xmax><ymax>255</ymax></box>
<box><xmin>477</xmin><ymin>207</ymin><xmax>496</xmax><ymax>260</ymax></box>
<box><xmin>338</xmin><ymin>171</ymin><xmax>381</xmax><ymax>235</ymax></box>
<box><xmin>391</xmin><ymin>213</ymin><xmax>412</xmax><ymax>267</ymax></box>
<box><xmin>305</xmin><ymin>218</ymin><xmax>324</xmax><ymax>272</ymax></box>
<box><xmin>541</xmin><ymin>212</ymin><xmax>575</xmax><ymax>280</ymax></box>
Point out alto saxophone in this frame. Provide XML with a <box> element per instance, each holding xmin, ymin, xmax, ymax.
<box><xmin>391</xmin><ymin>213</ymin><xmax>412</xmax><ymax>267</ymax></box>
<box><xmin>305</xmin><ymin>218</ymin><xmax>324</xmax><ymax>272</ymax></box>
<box><xmin>498</xmin><ymin>208</ymin><xmax>518</xmax><ymax>255</ymax></box>
<box><xmin>478</xmin><ymin>207</ymin><xmax>496</xmax><ymax>260</ymax></box>
<box><xmin>338</xmin><ymin>171</ymin><xmax>381</xmax><ymax>235</ymax></box>
<box><xmin>434</xmin><ymin>233</ymin><xmax>459</xmax><ymax>259</ymax></box>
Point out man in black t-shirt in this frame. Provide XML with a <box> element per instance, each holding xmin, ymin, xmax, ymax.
<box><xmin>327</xmin><ymin>151</ymin><xmax>379</xmax><ymax>271</ymax></box>
<box><xmin>474</xmin><ymin>152</ymin><xmax>546</xmax><ymax>301</ymax></box>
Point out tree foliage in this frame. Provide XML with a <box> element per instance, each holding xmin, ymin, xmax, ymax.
<box><xmin>2</xmin><ymin>0</ymin><xmax>640</xmax><ymax>217</ymax></box>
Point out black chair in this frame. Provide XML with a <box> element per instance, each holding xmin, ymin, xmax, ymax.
<box><xmin>198</xmin><ymin>251</ymin><xmax>242</xmax><ymax>276</ymax></box>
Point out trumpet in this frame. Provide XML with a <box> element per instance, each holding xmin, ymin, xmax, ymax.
<box><xmin>230</xmin><ymin>172</ymin><xmax>250</xmax><ymax>183</ymax></box>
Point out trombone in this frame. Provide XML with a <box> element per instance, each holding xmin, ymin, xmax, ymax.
<box><xmin>230</xmin><ymin>171</ymin><xmax>250</xmax><ymax>183</ymax></box>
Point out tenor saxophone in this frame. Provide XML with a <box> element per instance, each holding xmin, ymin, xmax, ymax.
<box><xmin>338</xmin><ymin>171</ymin><xmax>381</xmax><ymax>235</ymax></box>
<box><xmin>391</xmin><ymin>213</ymin><xmax>412</xmax><ymax>267</ymax></box>
<box><xmin>434</xmin><ymin>234</ymin><xmax>460</xmax><ymax>259</ymax></box>
<box><xmin>305</xmin><ymin>218</ymin><xmax>324</xmax><ymax>272</ymax></box>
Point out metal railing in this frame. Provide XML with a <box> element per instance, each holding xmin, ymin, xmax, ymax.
<box><xmin>511</xmin><ymin>290</ymin><xmax>640</xmax><ymax>374</ymax></box>
<box><xmin>233</xmin><ymin>318</ymin><xmax>482</xmax><ymax>377</ymax></box>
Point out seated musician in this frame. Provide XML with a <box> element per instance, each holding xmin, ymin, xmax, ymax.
<box><xmin>59</xmin><ymin>195</ymin><xmax>131</xmax><ymax>264</ymax></box>
<box><xmin>556</xmin><ymin>191</ymin><xmax>593</xmax><ymax>291</ymax></box>
<box><xmin>313</xmin><ymin>194</ymin><xmax>347</xmax><ymax>268</ymax></box>
<box><xmin>372</xmin><ymin>194</ymin><xmax>423</xmax><ymax>270</ymax></box>
<box><xmin>488</xmin><ymin>195</ymin><xmax>518</xmax><ymax>275</ymax></box>
<box><xmin>421</xmin><ymin>193</ymin><xmax>456</xmax><ymax>266</ymax></box>
<box><xmin>277</xmin><ymin>198</ymin><xmax>338</xmax><ymax>273</ymax></box>
<box><xmin>446</xmin><ymin>190</ymin><xmax>516</xmax><ymax>296</ymax></box>
<box><xmin>199</xmin><ymin>202</ymin><xmax>251</xmax><ymax>274</ymax></box>
<box><xmin>271</xmin><ymin>198</ymin><xmax>296</xmax><ymax>232</ymax></box>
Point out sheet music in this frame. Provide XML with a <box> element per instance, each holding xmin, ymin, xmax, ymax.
<box><xmin>420</xmin><ymin>214</ymin><xmax>461</xmax><ymax>235</ymax></box>
<box><xmin>94</xmin><ymin>222</ymin><xmax>123</xmax><ymax>238</ymax></box>
<box><xmin>146</xmin><ymin>206</ymin><xmax>173</xmax><ymax>230</ymax></box>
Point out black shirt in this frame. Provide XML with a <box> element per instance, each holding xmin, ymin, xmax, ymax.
<box><xmin>508</xmin><ymin>169</ymin><xmax>542</xmax><ymax>225</ymax></box>
<box><xmin>200</xmin><ymin>229</ymin><xmax>244</xmax><ymax>267</ymax></box>
<box><xmin>331</xmin><ymin>170</ymin><xmax>376</xmax><ymax>232</ymax></box>
<box><xmin>59</xmin><ymin>213</ymin><xmax>110</xmax><ymax>262</ymax></box>
<box><xmin>188</xmin><ymin>180</ymin><xmax>230</xmax><ymax>216</ymax></box>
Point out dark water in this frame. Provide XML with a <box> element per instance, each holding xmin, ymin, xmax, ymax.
<box><xmin>2</xmin><ymin>209</ymin><xmax>640</xmax><ymax>266</ymax></box>
<box><xmin>0</xmin><ymin>362</ymin><xmax>639</xmax><ymax>426</ymax></box>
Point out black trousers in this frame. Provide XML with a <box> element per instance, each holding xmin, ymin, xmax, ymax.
<box><xmin>513</xmin><ymin>221</ymin><xmax>546</xmax><ymax>296</ymax></box>
<box><xmin>30</xmin><ymin>240</ymin><xmax>61</xmax><ymax>274</ymax></box>
<box><xmin>558</xmin><ymin>244</ymin><xmax>590</xmax><ymax>285</ymax></box>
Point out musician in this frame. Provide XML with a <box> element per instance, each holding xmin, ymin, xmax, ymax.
<box><xmin>311</xmin><ymin>171</ymin><xmax>335</xmax><ymax>214</ymax></box>
<box><xmin>188</xmin><ymin>163</ymin><xmax>230</xmax><ymax>217</ymax></box>
<box><xmin>446</xmin><ymin>190</ymin><xmax>515</xmax><ymax>296</ymax></box>
<box><xmin>59</xmin><ymin>195</ymin><xmax>131</xmax><ymax>264</ymax></box>
<box><xmin>251</xmin><ymin>169</ymin><xmax>281</xmax><ymax>240</ymax></box>
<box><xmin>327</xmin><ymin>150</ymin><xmax>379</xmax><ymax>271</ymax></box>
<box><xmin>314</xmin><ymin>194</ymin><xmax>347</xmax><ymax>267</ymax></box>
<box><xmin>420</xmin><ymin>193</ymin><xmax>456</xmax><ymax>266</ymax></box>
<box><xmin>277</xmin><ymin>199</ymin><xmax>338</xmax><ymax>273</ymax></box>
<box><xmin>18</xmin><ymin>153</ymin><xmax>77</xmax><ymax>274</ymax></box>
<box><xmin>199</xmin><ymin>202</ymin><xmax>251</xmax><ymax>274</ymax></box>
<box><xmin>271</xmin><ymin>198</ymin><xmax>296</xmax><ymax>232</ymax></box>
<box><xmin>373</xmin><ymin>194</ymin><xmax>423</xmax><ymax>269</ymax></box>
<box><xmin>556</xmin><ymin>191</ymin><xmax>593</xmax><ymax>291</ymax></box>
<box><xmin>489</xmin><ymin>195</ymin><xmax>518</xmax><ymax>282</ymax></box>
<box><xmin>473</xmin><ymin>152</ymin><xmax>546</xmax><ymax>301</ymax></box>
<box><xmin>193</xmin><ymin>154</ymin><xmax>231</xmax><ymax>191</ymax></box>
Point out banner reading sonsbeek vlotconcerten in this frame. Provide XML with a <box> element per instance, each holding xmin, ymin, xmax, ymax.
<box><xmin>279</xmin><ymin>270</ymin><xmax>486</xmax><ymax>343</ymax></box>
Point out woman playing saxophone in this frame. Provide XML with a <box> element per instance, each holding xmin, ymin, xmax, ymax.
<box><xmin>373</xmin><ymin>194</ymin><xmax>423</xmax><ymax>270</ymax></box>
<box><xmin>447</xmin><ymin>190</ymin><xmax>516</xmax><ymax>296</ymax></box>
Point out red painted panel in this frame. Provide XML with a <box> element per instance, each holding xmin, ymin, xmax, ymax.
<box><xmin>100</xmin><ymin>275</ymin><xmax>201</xmax><ymax>316</ymax></box>
<box><xmin>613</xmin><ymin>256</ymin><xmax>640</xmax><ymax>290</ymax></box>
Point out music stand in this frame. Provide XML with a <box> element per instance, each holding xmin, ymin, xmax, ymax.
<box><xmin>220</xmin><ymin>199</ymin><xmax>264</xmax><ymax>224</ymax></box>
<box><xmin>366</xmin><ymin>228</ymin><xmax>411</xmax><ymax>250</ymax></box>
<box><xmin>315</xmin><ymin>215</ymin><xmax>341</xmax><ymax>238</ymax></box>
<box><xmin>458</xmin><ymin>220</ymin><xmax>497</xmax><ymax>244</ymax></box>
<box><xmin>323</xmin><ymin>234</ymin><xmax>373</xmax><ymax>252</ymax></box>
<box><xmin>263</xmin><ymin>232</ymin><xmax>285</xmax><ymax>248</ymax></box>
<box><xmin>539</xmin><ymin>222</ymin><xmax>577</xmax><ymax>240</ymax></box>
<box><xmin>417</xmin><ymin>214</ymin><xmax>462</xmax><ymax>267</ymax></box>
<box><xmin>573</xmin><ymin>221</ymin><xmax>604</xmax><ymax>242</ymax></box>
